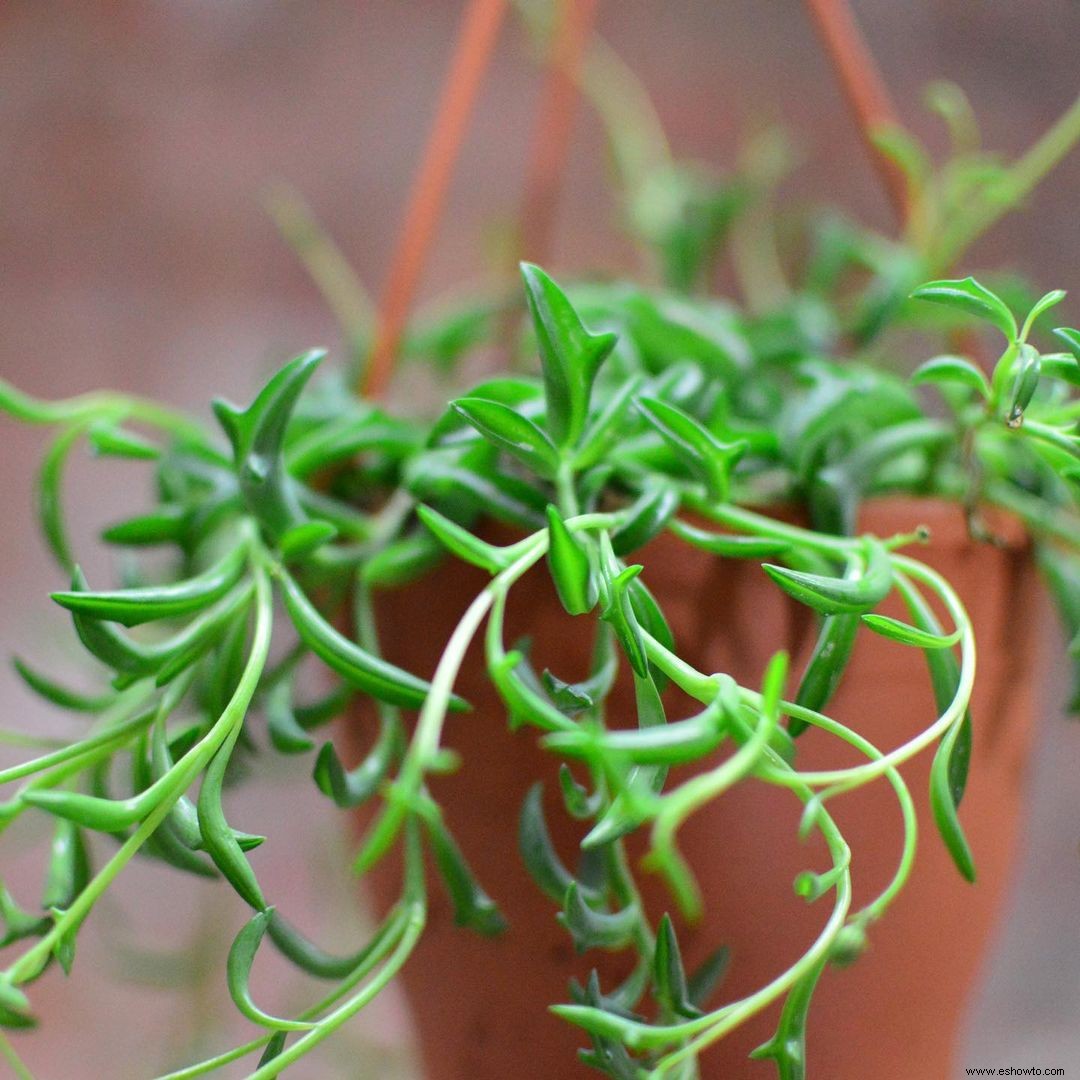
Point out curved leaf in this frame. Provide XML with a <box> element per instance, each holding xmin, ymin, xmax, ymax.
<box><xmin>227</xmin><ymin>910</ymin><xmax>315</xmax><ymax>1031</ymax></box>
<box><xmin>277</xmin><ymin>569</ymin><xmax>461</xmax><ymax>712</ymax></box>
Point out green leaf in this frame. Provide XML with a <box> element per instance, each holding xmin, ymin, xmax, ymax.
<box><xmin>38</xmin><ymin>425</ymin><xmax>83</xmax><ymax>571</ymax></box>
<box><xmin>750</xmin><ymin>959</ymin><xmax>826</xmax><ymax>1080</ymax></box>
<box><xmin>910</xmin><ymin>277</ymin><xmax>1017</xmax><ymax>340</ymax></box>
<box><xmin>265</xmin><ymin>683</ymin><xmax>316</xmax><ymax>755</ymax></box>
<box><xmin>871</xmin><ymin>125</ymin><xmax>931</xmax><ymax>189</ymax></box>
<box><xmin>408</xmin><ymin>449</ymin><xmax>547</xmax><ymax>530</ymax></box>
<box><xmin>599</xmin><ymin>565</ymin><xmax>648</xmax><ymax>678</ymax></box>
<box><xmin>101</xmin><ymin>506</ymin><xmax>188</xmax><ymax>547</ymax></box>
<box><xmin>416</xmin><ymin>505</ymin><xmax>512</xmax><ymax>574</ymax></box>
<box><xmin>763</xmin><ymin>539</ymin><xmax>892</xmax><ymax>616</ymax></box>
<box><xmin>543</xmin><ymin>695</ymin><xmax>726</xmax><ymax>766</ymax></box>
<box><xmin>451</xmin><ymin>397</ymin><xmax>560</xmax><ymax>478</ymax></box>
<box><xmin>545</xmin><ymin>505</ymin><xmax>594</xmax><ymax>615</ymax></box>
<box><xmin>12</xmin><ymin>658</ymin><xmax>110</xmax><ymax>713</ymax></box>
<box><xmin>1005</xmin><ymin>343</ymin><xmax>1041</xmax><ymax>425</ymax></box>
<box><xmin>911</xmin><ymin>355</ymin><xmax>991</xmax><ymax>399</ymax></box>
<box><xmin>145</xmin><ymin>814</ymin><xmax>220</xmax><ymax>881</ymax></box>
<box><xmin>86</xmin><ymin>423</ymin><xmax>160</xmax><ymax>460</ymax></box>
<box><xmin>257</xmin><ymin>1032</ymin><xmax>288</xmax><ymax>1072</ymax></box>
<box><xmin>0</xmin><ymin>885</ymin><xmax>48</xmax><ymax>949</ymax></box>
<box><xmin>573</xmin><ymin>375</ymin><xmax>646</xmax><ymax>471</ymax></box>
<box><xmin>610</xmin><ymin>484</ymin><xmax>679</xmax><ymax>557</ymax></box>
<box><xmin>361</xmin><ymin>533</ymin><xmax>442</xmax><ymax>588</ymax></box>
<box><xmin>198</xmin><ymin>727</ymin><xmax>267</xmax><ymax>911</ymax></box>
<box><xmin>896</xmin><ymin>574</ymin><xmax>975</xmax><ymax>879</ymax></box>
<box><xmin>277</xmin><ymin>568</ymin><xmax>461</xmax><ymax>712</ymax></box>
<box><xmin>520</xmin><ymin>263</ymin><xmax>617</xmax><ymax>447</ymax></box>
<box><xmin>266</xmin><ymin>909</ymin><xmax>390</xmax><ymax>980</ymax></box>
<box><xmin>669</xmin><ymin>519</ymin><xmax>790</xmax><ymax>558</ymax></box>
<box><xmin>278</xmin><ymin>521</ymin><xmax>338</xmax><ymax>562</ymax></box>
<box><xmin>490</xmin><ymin>650</ymin><xmax>576</xmax><ymax>733</ymax></box>
<box><xmin>287</xmin><ymin>412</ymin><xmax>419</xmax><ymax>476</ymax></box>
<box><xmin>541</xmin><ymin>673</ymin><xmax>592</xmax><ymax>716</ymax></box>
<box><xmin>687</xmin><ymin>946</ymin><xmax>731</xmax><ymax>1008</ymax></box>
<box><xmin>312</xmin><ymin>720</ymin><xmax>398</xmax><ymax>808</ymax></box>
<box><xmin>790</xmin><ymin>612</ymin><xmax>860</xmax><ymax>735</ymax></box>
<box><xmin>1019</xmin><ymin>289</ymin><xmax>1067</xmax><ymax>341</ymax></box>
<box><xmin>653</xmin><ymin>914</ymin><xmax>702</xmax><ymax>1018</ymax></box>
<box><xmin>1052</xmin><ymin>326</ymin><xmax>1080</xmax><ymax>362</ymax></box>
<box><xmin>929</xmin><ymin>712</ymin><xmax>975</xmax><ymax>882</ymax></box>
<box><xmin>52</xmin><ymin>546</ymin><xmax>247</xmax><ymax>627</ymax></box>
<box><xmin>635</xmin><ymin>396</ymin><xmax>745</xmax><ymax>502</ymax></box>
<box><xmin>557</xmin><ymin>765</ymin><xmax>603</xmax><ymax>820</ymax></box>
<box><xmin>214</xmin><ymin>350</ymin><xmax>325</xmax><ymax>538</ymax></box>
<box><xmin>627</xmin><ymin>577</ymin><xmax>675</xmax><ymax>669</ymax></box>
<box><xmin>1038</xmin><ymin>353</ymin><xmax>1080</xmax><ymax>387</ymax></box>
<box><xmin>423</xmin><ymin>810</ymin><xmax>507</xmax><ymax>937</ymax></box>
<box><xmin>0</xmin><ymin>979</ymin><xmax>37</xmax><ymax>1029</ymax></box>
<box><xmin>428</xmin><ymin>377</ymin><xmax>542</xmax><ymax>447</ymax></box>
<box><xmin>518</xmin><ymin>784</ymin><xmax>599</xmax><ymax>904</ymax></box>
<box><xmin>227</xmin><ymin>910</ymin><xmax>315</xmax><ymax>1031</ymax></box>
<box><xmin>861</xmin><ymin>613</ymin><xmax>960</xmax><ymax>649</ymax></box>
<box><xmin>558</xmin><ymin>882</ymin><xmax>638</xmax><ymax>953</ymax></box>
<box><xmin>41</xmin><ymin>819</ymin><xmax>91</xmax><ymax>913</ymax></box>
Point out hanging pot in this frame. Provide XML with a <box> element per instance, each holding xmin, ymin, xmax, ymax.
<box><xmin>348</xmin><ymin>497</ymin><xmax>1042</xmax><ymax>1079</ymax></box>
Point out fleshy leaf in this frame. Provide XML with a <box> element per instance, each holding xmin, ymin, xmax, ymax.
<box><xmin>910</xmin><ymin>277</ymin><xmax>1017</xmax><ymax>340</ymax></box>
<box><xmin>521</xmin><ymin>263</ymin><xmax>617</xmax><ymax>448</ymax></box>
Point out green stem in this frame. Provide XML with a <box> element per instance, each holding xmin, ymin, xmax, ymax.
<box><xmin>155</xmin><ymin>904</ymin><xmax>414</xmax><ymax>1080</ymax></box>
<box><xmin>933</xmin><ymin>93</ymin><xmax>1080</xmax><ymax>268</ymax></box>
<box><xmin>6</xmin><ymin>568</ymin><xmax>272</xmax><ymax>986</ymax></box>
<box><xmin>0</xmin><ymin>1031</ymin><xmax>35</xmax><ymax>1080</ymax></box>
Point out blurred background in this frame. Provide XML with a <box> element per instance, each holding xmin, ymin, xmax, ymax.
<box><xmin>1</xmin><ymin>2</ymin><xmax>1079</xmax><ymax>1076</ymax></box>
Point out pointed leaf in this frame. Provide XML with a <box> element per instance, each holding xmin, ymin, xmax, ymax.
<box><xmin>311</xmin><ymin>722</ymin><xmax>398</xmax><ymax>808</ymax></box>
<box><xmin>653</xmin><ymin>914</ymin><xmax>702</xmax><ymax>1018</ymax></box>
<box><xmin>423</xmin><ymin>811</ymin><xmax>507</xmax><ymax>937</ymax></box>
<box><xmin>546</xmin><ymin>505</ymin><xmax>594</xmax><ymax>615</ymax></box>
<box><xmin>521</xmin><ymin>263</ymin><xmax>617</xmax><ymax>447</ymax></box>
<box><xmin>213</xmin><ymin>350</ymin><xmax>325</xmax><ymax>537</ymax></box>
<box><xmin>227</xmin><ymin>910</ymin><xmax>315</xmax><ymax>1031</ymax></box>
<box><xmin>278</xmin><ymin>569</ymin><xmax>462</xmax><ymax>711</ymax></box>
<box><xmin>861</xmin><ymin>613</ymin><xmax>960</xmax><ymax>648</ymax></box>
<box><xmin>451</xmin><ymin>397</ymin><xmax>560</xmax><ymax>478</ymax></box>
<box><xmin>278</xmin><ymin>521</ymin><xmax>338</xmax><ymax>562</ymax></box>
<box><xmin>910</xmin><ymin>277</ymin><xmax>1017</xmax><ymax>339</ymax></box>
<box><xmin>51</xmin><ymin>546</ymin><xmax>247</xmax><ymax>627</ymax></box>
<box><xmin>12</xmin><ymin>658</ymin><xmax>110</xmax><ymax>713</ymax></box>
<box><xmin>599</xmin><ymin>565</ymin><xmax>648</xmax><ymax>678</ymax></box>
<box><xmin>670</xmin><ymin>519</ymin><xmax>790</xmax><ymax>558</ymax></box>
<box><xmin>198</xmin><ymin>729</ymin><xmax>267</xmax><ymax>911</ymax></box>
<box><xmin>1005</xmin><ymin>343</ymin><xmax>1041</xmax><ymax>426</ymax></box>
<box><xmin>763</xmin><ymin>540</ymin><xmax>891</xmax><ymax>616</ymax></box>
<box><xmin>101</xmin><ymin>506</ymin><xmax>188</xmax><ymax>546</ymax></box>
<box><xmin>911</xmin><ymin>355</ymin><xmax>991</xmax><ymax>399</ymax></box>
<box><xmin>635</xmin><ymin>396</ymin><xmax>745</xmax><ymax>501</ymax></box>
<box><xmin>1052</xmin><ymin>326</ymin><xmax>1080</xmax><ymax>363</ymax></box>
<box><xmin>558</xmin><ymin>882</ymin><xmax>639</xmax><ymax>953</ymax></box>
<box><xmin>416</xmin><ymin>505</ymin><xmax>511</xmax><ymax>574</ymax></box>
<box><xmin>610</xmin><ymin>484</ymin><xmax>680</xmax><ymax>557</ymax></box>
<box><xmin>265</xmin><ymin>683</ymin><xmax>316</xmax><ymax>755</ymax></box>
<box><xmin>87</xmin><ymin>423</ymin><xmax>160</xmax><ymax>460</ymax></box>
<box><xmin>518</xmin><ymin>784</ymin><xmax>599</xmax><ymax>904</ymax></box>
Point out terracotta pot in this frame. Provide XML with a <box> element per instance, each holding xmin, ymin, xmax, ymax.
<box><xmin>347</xmin><ymin>498</ymin><xmax>1043</xmax><ymax>1080</ymax></box>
